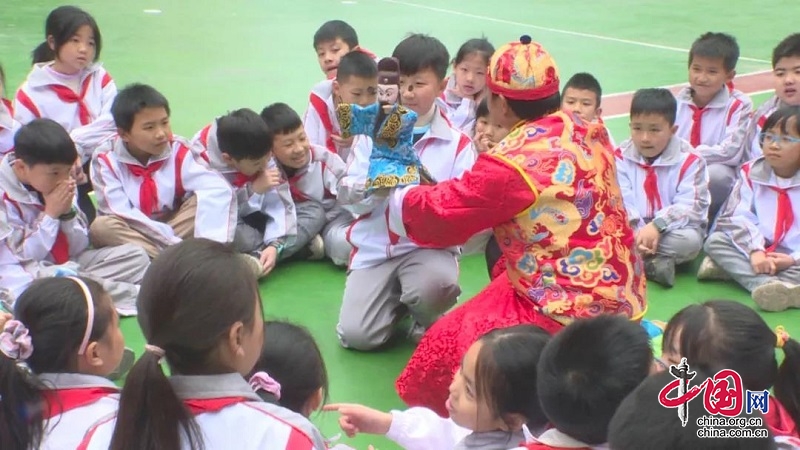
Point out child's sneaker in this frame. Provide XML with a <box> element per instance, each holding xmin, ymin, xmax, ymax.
<box><xmin>645</xmin><ymin>256</ymin><xmax>676</xmax><ymax>288</ymax></box>
<box><xmin>307</xmin><ymin>235</ymin><xmax>325</xmax><ymax>260</ymax></box>
<box><xmin>240</xmin><ymin>253</ymin><xmax>267</xmax><ymax>279</ymax></box>
<box><xmin>407</xmin><ymin>321</ymin><xmax>427</xmax><ymax>344</ymax></box>
<box><xmin>751</xmin><ymin>280</ymin><xmax>800</xmax><ymax>312</ymax></box>
<box><xmin>696</xmin><ymin>256</ymin><xmax>730</xmax><ymax>281</ymax></box>
<box><xmin>108</xmin><ymin>347</ymin><xmax>135</xmax><ymax>381</ymax></box>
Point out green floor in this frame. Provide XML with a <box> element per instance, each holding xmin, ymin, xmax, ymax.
<box><xmin>3</xmin><ymin>1</ymin><xmax>800</xmax><ymax>448</ymax></box>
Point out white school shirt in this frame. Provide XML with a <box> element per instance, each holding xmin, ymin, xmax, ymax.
<box><xmin>386</xmin><ymin>407</ymin><xmax>527</xmax><ymax>450</ymax></box>
<box><xmin>338</xmin><ymin>107</ymin><xmax>476</xmax><ymax>270</ymax></box>
<box><xmin>0</xmin><ymin>154</ymin><xmax>89</xmax><ymax>298</ymax></box>
<box><xmin>0</xmin><ymin>98</ymin><xmax>21</xmax><ymax>156</ymax></box>
<box><xmin>14</xmin><ymin>62</ymin><xmax>118</xmax><ymax>162</ymax></box>
<box><xmin>743</xmin><ymin>95</ymin><xmax>781</xmax><ymax>161</ymax></box>
<box><xmin>437</xmin><ymin>76</ymin><xmax>478</xmax><ymax>136</ymax></box>
<box><xmin>674</xmin><ymin>86</ymin><xmax>752</xmax><ymax>166</ymax></box>
<box><xmin>615</xmin><ymin>136</ymin><xmax>710</xmax><ymax>233</ymax></box>
<box><xmin>78</xmin><ymin>373</ymin><xmax>326</xmax><ymax>450</ymax></box>
<box><xmin>191</xmin><ymin>120</ymin><xmax>297</xmax><ymax>246</ymax></box>
<box><xmin>303</xmin><ymin>80</ymin><xmax>350</xmax><ymax>158</ymax></box>
<box><xmin>712</xmin><ymin>157</ymin><xmax>800</xmax><ymax>261</ymax></box>
<box><xmin>510</xmin><ymin>428</ymin><xmax>610</xmax><ymax>450</ymax></box>
<box><xmin>37</xmin><ymin>373</ymin><xmax>120</xmax><ymax>450</ymax></box>
<box><xmin>281</xmin><ymin>143</ymin><xmax>350</xmax><ymax>222</ymax></box>
<box><xmin>91</xmin><ymin>135</ymin><xmax>237</xmax><ymax>247</ymax></box>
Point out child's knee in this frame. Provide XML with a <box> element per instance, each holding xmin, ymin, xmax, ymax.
<box><xmin>89</xmin><ymin>215</ymin><xmax>127</xmax><ymax>245</ymax></box>
<box><xmin>401</xmin><ymin>272</ymin><xmax>461</xmax><ymax>317</ymax></box>
<box><xmin>335</xmin><ymin>320</ymin><xmax>390</xmax><ymax>351</ymax></box>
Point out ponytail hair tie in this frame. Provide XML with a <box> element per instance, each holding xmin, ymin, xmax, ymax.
<box><xmin>0</xmin><ymin>320</ymin><xmax>34</xmax><ymax>361</ymax></box>
<box><xmin>775</xmin><ymin>325</ymin><xmax>790</xmax><ymax>349</ymax></box>
<box><xmin>249</xmin><ymin>371</ymin><xmax>282</xmax><ymax>400</ymax></box>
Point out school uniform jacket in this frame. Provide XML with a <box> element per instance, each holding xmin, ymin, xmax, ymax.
<box><xmin>0</xmin><ymin>154</ymin><xmax>89</xmax><ymax>297</ymax></box>
<box><xmin>674</xmin><ymin>86</ymin><xmax>753</xmax><ymax>166</ymax></box>
<box><xmin>91</xmin><ymin>135</ymin><xmax>237</xmax><ymax>247</ymax></box>
<box><xmin>338</xmin><ymin>107</ymin><xmax>476</xmax><ymax>270</ymax></box>
<box><xmin>0</xmin><ymin>98</ymin><xmax>21</xmax><ymax>156</ymax></box>
<box><xmin>712</xmin><ymin>156</ymin><xmax>800</xmax><ymax>260</ymax></box>
<box><xmin>743</xmin><ymin>95</ymin><xmax>781</xmax><ymax>162</ymax></box>
<box><xmin>37</xmin><ymin>373</ymin><xmax>120</xmax><ymax>449</ymax></box>
<box><xmin>191</xmin><ymin>121</ymin><xmax>297</xmax><ymax>245</ymax></box>
<box><xmin>14</xmin><ymin>63</ymin><xmax>118</xmax><ymax>162</ymax></box>
<box><xmin>386</xmin><ymin>406</ymin><xmax>526</xmax><ymax>450</ymax></box>
<box><xmin>303</xmin><ymin>80</ymin><xmax>348</xmax><ymax>159</ymax></box>
<box><xmin>437</xmin><ymin>76</ymin><xmax>478</xmax><ymax>136</ymax></box>
<box><xmin>78</xmin><ymin>373</ymin><xmax>326</xmax><ymax>450</ymax></box>
<box><xmin>615</xmin><ymin>137</ymin><xmax>710</xmax><ymax>233</ymax></box>
<box><xmin>512</xmin><ymin>428</ymin><xmax>609</xmax><ymax>450</ymax></box>
<box><xmin>281</xmin><ymin>143</ymin><xmax>350</xmax><ymax>222</ymax></box>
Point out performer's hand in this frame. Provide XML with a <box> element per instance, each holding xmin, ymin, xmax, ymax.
<box><xmin>259</xmin><ymin>246</ymin><xmax>278</xmax><ymax>276</ymax></box>
<box><xmin>750</xmin><ymin>251</ymin><xmax>775</xmax><ymax>275</ymax></box>
<box><xmin>767</xmin><ymin>252</ymin><xmax>794</xmax><ymax>273</ymax></box>
<box><xmin>635</xmin><ymin>223</ymin><xmax>660</xmax><ymax>255</ymax></box>
<box><xmin>331</xmin><ymin>134</ymin><xmax>355</xmax><ymax>150</ymax></box>
<box><xmin>323</xmin><ymin>403</ymin><xmax>392</xmax><ymax>438</ymax></box>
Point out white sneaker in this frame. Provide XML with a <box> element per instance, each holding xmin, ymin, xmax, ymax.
<box><xmin>240</xmin><ymin>253</ymin><xmax>267</xmax><ymax>279</ymax></box>
<box><xmin>307</xmin><ymin>235</ymin><xmax>325</xmax><ymax>261</ymax></box>
<box><xmin>696</xmin><ymin>256</ymin><xmax>730</xmax><ymax>281</ymax></box>
<box><xmin>751</xmin><ymin>280</ymin><xmax>800</xmax><ymax>312</ymax></box>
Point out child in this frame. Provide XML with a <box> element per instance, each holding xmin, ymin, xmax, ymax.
<box><xmin>661</xmin><ymin>300</ymin><xmax>800</xmax><ymax>439</ymax></box>
<box><xmin>263</xmin><ymin>103</ymin><xmax>352</xmax><ymax>266</ymax></box>
<box><xmin>89</xmin><ymin>83</ymin><xmax>237</xmax><ymax>260</ymax></box>
<box><xmin>438</xmin><ymin>38</ymin><xmax>495</xmax><ymax>136</ymax></box>
<box><xmin>743</xmin><ymin>33</ymin><xmax>800</xmax><ymax>161</ymax></box>
<box><xmin>616</xmin><ymin>88</ymin><xmax>710</xmax><ymax>287</ymax></box>
<box><xmin>0</xmin><ymin>64</ymin><xmax>21</xmax><ymax>156</ymax></box>
<box><xmin>674</xmin><ymin>32</ymin><xmax>753</xmax><ymax>219</ymax></box>
<box><xmin>78</xmin><ymin>239</ymin><xmax>327</xmax><ymax>449</ymax></box>
<box><xmin>0</xmin><ymin>276</ymin><xmax>125</xmax><ymax>450</ymax></box>
<box><xmin>191</xmin><ymin>108</ymin><xmax>294</xmax><ymax>277</ymax></box>
<box><xmin>608</xmin><ymin>370</ymin><xmax>777</xmax><ymax>450</ymax></box>
<box><xmin>325</xmin><ymin>325</ymin><xmax>551</xmax><ymax>450</ymax></box>
<box><xmin>336</xmin><ymin>33</ymin><xmax>476</xmax><ymax>350</ymax></box>
<box><xmin>473</xmin><ymin>98</ymin><xmax>511</xmax><ymax>155</ymax></box>
<box><xmin>313</xmin><ymin>19</ymin><xmax>374</xmax><ymax>80</ymax></box>
<box><xmin>0</xmin><ymin>119</ymin><xmax>147</xmax><ymax>313</ymax></box>
<box><xmin>560</xmin><ymin>72</ymin><xmax>616</xmax><ymax>146</ymax></box>
<box><xmin>474</xmin><ymin>99</ymin><xmax>489</xmax><ymax>144</ymax></box>
<box><xmin>15</xmin><ymin>6</ymin><xmax>119</xmax><ymax>222</ymax></box>
<box><xmin>701</xmin><ymin>106</ymin><xmax>800</xmax><ymax>311</ymax></box>
<box><xmin>305</xmin><ymin>49</ymin><xmax>378</xmax><ymax>159</ymax></box>
<box><xmin>517</xmin><ymin>315</ymin><xmax>652</xmax><ymax>449</ymax></box>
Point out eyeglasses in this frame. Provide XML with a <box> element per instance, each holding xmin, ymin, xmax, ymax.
<box><xmin>760</xmin><ymin>132</ymin><xmax>800</xmax><ymax>146</ymax></box>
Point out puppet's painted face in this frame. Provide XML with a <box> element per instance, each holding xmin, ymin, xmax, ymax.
<box><xmin>378</xmin><ymin>84</ymin><xmax>399</xmax><ymax>104</ymax></box>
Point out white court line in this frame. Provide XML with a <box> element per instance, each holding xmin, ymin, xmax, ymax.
<box><xmin>603</xmin><ymin>70</ymin><xmax>773</xmax><ymax>99</ymax></box>
<box><xmin>379</xmin><ymin>0</ymin><xmax>771</xmax><ymax>64</ymax></box>
<box><xmin>603</xmin><ymin>89</ymin><xmax>774</xmax><ymax>120</ymax></box>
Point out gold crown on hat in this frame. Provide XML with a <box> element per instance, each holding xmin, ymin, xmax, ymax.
<box><xmin>486</xmin><ymin>35</ymin><xmax>560</xmax><ymax>101</ymax></box>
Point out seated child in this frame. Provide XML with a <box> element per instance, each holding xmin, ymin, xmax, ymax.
<box><xmin>0</xmin><ymin>64</ymin><xmax>21</xmax><ymax>156</ymax></box>
<box><xmin>438</xmin><ymin>38</ymin><xmax>494</xmax><ymax>136</ymax></box>
<box><xmin>661</xmin><ymin>300</ymin><xmax>800</xmax><ymax>439</ymax></box>
<box><xmin>742</xmin><ymin>33</ymin><xmax>800</xmax><ymax>161</ymax></box>
<box><xmin>336</xmin><ymin>33</ymin><xmax>476</xmax><ymax>350</ymax></box>
<box><xmin>608</xmin><ymin>370</ymin><xmax>777</xmax><ymax>450</ymax></box>
<box><xmin>0</xmin><ymin>119</ymin><xmax>147</xmax><ymax>313</ymax></box>
<box><xmin>561</xmin><ymin>72</ymin><xmax>616</xmax><ymax>146</ymax></box>
<box><xmin>0</xmin><ymin>277</ymin><xmax>125</xmax><ymax>450</ymax></box>
<box><xmin>516</xmin><ymin>315</ymin><xmax>652</xmax><ymax>449</ymax></box>
<box><xmin>616</xmin><ymin>88</ymin><xmax>710</xmax><ymax>287</ymax></box>
<box><xmin>701</xmin><ymin>106</ymin><xmax>800</xmax><ymax>311</ymax></box>
<box><xmin>675</xmin><ymin>32</ymin><xmax>753</xmax><ymax>219</ymax></box>
<box><xmin>473</xmin><ymin>97</ymin><xmax>511</xmax><ymax>155</ymax></box>
<box><xmin>305</xmin><ymin>49</ymin><xmax>379</xmax><ymax>160</ymax></box>
<box><xmin>191</xmin><ymin>108</ymin><xmax>294</xmax><ymax>277</ymax></box>
<box><xmin>89</xmin><ymin>83</ymin><xmax>237</xmax><ymax>260</ymax></box>
<box><xmin>262</xmin><ymin>103</ymin><xmax>351</xmax><ymax>266</ymax></box>
<box><xmin>325</xmin><ymin>325</ymin><xmax>551</xmax><ymax>450</ymax></box>
<box><xmin>312</xmin><ymin>19</ymin><xmax>375</xmax><ymax>81</ymax></box>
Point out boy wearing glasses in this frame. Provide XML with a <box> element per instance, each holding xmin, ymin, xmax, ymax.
<box><xmin>702</xmin><ymin>106</ymin><xmax>800</xmax><ymax>312</ymax></box>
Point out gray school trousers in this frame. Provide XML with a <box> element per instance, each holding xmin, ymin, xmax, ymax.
<box><xmin>708</xmin><ymin>164</ymin><xmax>737</xmax><ymax>221</ymax></box>
<box><xmin>704</xmin><ymin>231</ymin><xmax>800</xmax><ymax>292</ymax></box>
<box><xmin>337</xmin><ymin>248</ymin><xmax>461</xmax><ymax>351</ymax></box>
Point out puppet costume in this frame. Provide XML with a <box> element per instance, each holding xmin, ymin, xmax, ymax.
<box><xmin>390</xmin><ymin>36</ymin><xmax>648</xmax><ymax>416</ymax></box>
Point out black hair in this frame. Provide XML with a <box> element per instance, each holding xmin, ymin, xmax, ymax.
<box><xmin>216</xmin><ymin>108</ymin><xmax>273</xmax><ymax>161</ymax></box>
<box><xmin>111</xmin><ymin>83</ymin><xmax>171</xmax><ymax>133</ymax></box>
<box><xmin>476</xmin><ymin>97</ymin><xmax>489</xmax><ymax>120</ymax></box>
<box><xmin>453</xmin><ymin>38</ymin><xmax>494</xmax><ymax>66</ymax></box>
<box><xmin>689</xmin><ymin>32</ymin><xmax>740</xmax><ymax>72</ymax></box>
<box><xmin>248</xmin><ymin>321</ymin><xmax>329</xmax><ymax>416</ymax></box>
<box><xmin>336</xmin><ymin>51</ymin><xmax>378</xmax><ymax>84</ymax></box>
<box><xmin>475</xmin><ymin>325</ymin><xmax>551</xmax><ymax>431</ymax></box>
<box><xmin>109</xmin><ymin>239</ymin><xmax>262</xmax><ymax>450</ymax></box>
<box><xmin>662</xmin><ymin>300</ymin><xmax>800</xmax><ymax>432</ymax></box>
<box><xmin>260</xmin><ymin>103</ymin><xmax>303</xmax><ymax>136</ymax></box>
<box><xmin>760</xmin><ymin>106</ymin><xmax>800</xmax><ymax>146</ymax></box>
<box><xmin>392</xmin><ymin>33</ymin><xmax>450</xmax><ymax>80</ymax></box>
<box><xmin>630</xmin><ymin>88</ymin><xmax>677</xmax><ymax>126</ymax></box>
<box><xmin>562</xmin><ymin>72</ymin><xmax>603</xmax><ymax>107</ymax></box>
<box><xmin>0</xmin><ymin>276</ymin><xmax>114</xmax><ymax>450</ymax></box>
<box><xmin>772</xmin><ymin>33</ymin><xmax>800</xmax><ymax>68</ymax></box>
<box><xmin>14</xmin><ymin>118</ymin><xmax>78</xmax><ymax>166</ymax></box>
<box><xmin>313</xmin><ymin>20</ymin><xmax>358</xmax><ymax>49</ymax></box>
<box><xmin>537</xmin><ymin>315</ymin><xmax>652</xmax><ymax>445</ymax></box>
<box><xmin>609</xmin><ymin>370</ymin><xmax>776</xmax><ymax>450</ymax></box>
<box><xmin>491</xmin><ymin>92</ymin><xmax>561</xmax><ymax>122</ymax></box>
<box><xmin>31</xmin><ymin>5</ymin><xmax>102</xmax><ymax>65</ymax></box>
